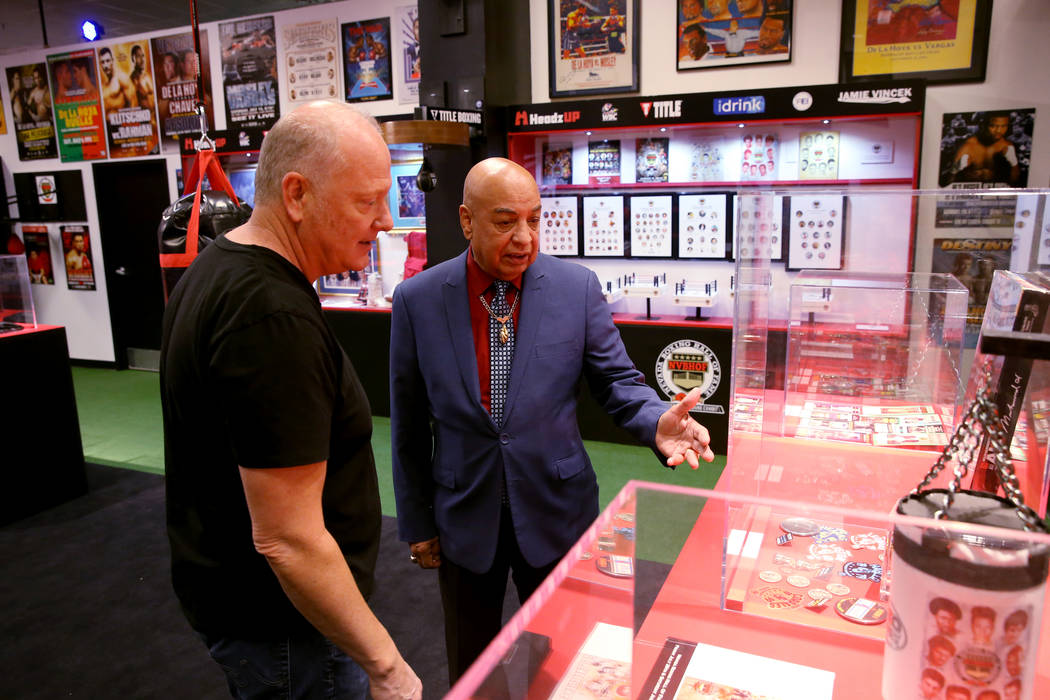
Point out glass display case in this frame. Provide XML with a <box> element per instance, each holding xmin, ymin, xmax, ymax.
<box><xmin>0</xmin><ymin>254</ymin><xmax>37</xmax><ymax>330</ymax></box>
<box><xmin>442</xmin><ymin>190</ymin><xmax>1050</xmax><ymax>698</ymax></box>
<box><xmin>445</xmin><ymin>482</ymin><xmax>1050</xmax><ymax>700</ymax></box>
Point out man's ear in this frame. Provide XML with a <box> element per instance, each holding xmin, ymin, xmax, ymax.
<box><xmin>459</xmin><ymin>204</ymin><xmax>473</xmax><ymax>241</ymax></box>
<box><xmin>282</xmin><ymin>172</ymin><xmax>308</xmax><ymax>223</ymax></box>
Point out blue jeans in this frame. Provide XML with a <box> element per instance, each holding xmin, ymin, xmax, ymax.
<box><xmin>201</xmin><ymin>630</ymin><xmax>370</xmax><ymax>700</ymax></box>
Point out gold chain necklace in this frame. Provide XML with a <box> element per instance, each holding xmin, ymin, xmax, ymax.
<box><xmin>478</xmin><ymin>287</ymin><xmax>520</xmax><ymax>344</ymax></box>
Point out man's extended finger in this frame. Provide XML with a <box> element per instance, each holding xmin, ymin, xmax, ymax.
<box><xmin>671</xmin><ymin>387</ymin><xmax>703</xmax><ymax>415</ymax></box>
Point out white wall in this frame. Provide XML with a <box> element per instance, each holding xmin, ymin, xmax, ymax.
<box><xmin>527</xmin><ymin>0</ymin><xmax>1050</xmax><ymax>319</ymax></box>
<box><xmin>1</xmin><ymin>0</ymin><xmax>418</xmax><ymax>361</ymax></box>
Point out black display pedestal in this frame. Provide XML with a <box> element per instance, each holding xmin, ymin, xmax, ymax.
<box><xmin>1</xmin><ymin>326</ymin><xmax>87</xmax><ymax>525</ymax></box>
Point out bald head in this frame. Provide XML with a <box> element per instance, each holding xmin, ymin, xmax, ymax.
<box><xmin>462</xmin><ymin>158</ymin><xmax>538</xmax><ymax>211</ymax></box>
<box><xmin>460</xmin><ymin>157</ymin><xmax>541</xmax><ymax>280</ymax></box>
<box><xmin>255</xmin><ymin>101</ymin><xmax>383</xmax><ymax>207</ymax></box>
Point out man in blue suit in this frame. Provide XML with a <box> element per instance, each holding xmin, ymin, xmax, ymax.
<box><xmin>390</xmin><ymin>158</ymin><xmax>714</xmax><ymax>683</ymax></box>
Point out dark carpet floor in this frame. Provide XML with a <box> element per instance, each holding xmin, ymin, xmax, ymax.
<box><xmin>0</xmin><ymin>463</ymin><xmax>519</xmax><ymax>700</ymax></box>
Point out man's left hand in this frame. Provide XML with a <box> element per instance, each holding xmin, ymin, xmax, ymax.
<box><xmin>654</xmin><ymin>387</ymin><xmax>715</xmax><ymax>469</ymax></box>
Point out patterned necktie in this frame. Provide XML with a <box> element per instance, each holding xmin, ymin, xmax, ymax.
<box><xmin>489</xmin><ymin>279</ymin><xmax>515</xmax><ymax>426</ymax></box>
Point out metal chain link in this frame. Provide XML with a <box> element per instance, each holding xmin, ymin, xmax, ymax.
<box><xmin>910</xmin><ymin>366</ymin><xmax>1043</xmax><ymax>532</ymax></box>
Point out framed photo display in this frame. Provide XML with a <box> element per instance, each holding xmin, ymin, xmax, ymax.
<box><xmin>627</xmin><ymin>195</ymin><xmax>673</xmax><ymax>258</ymax></box>
<box><xmin>582</xmin><ymin>194</ymin><xmax>625</xmax><ymax>257</ymax></box>
<box><xmin>677</xmin><ymin>0</ymin><xmax>793</xmax><ymax>71</ymax></box>
<box><xmin>733</xmin><ymin>193</ymin><xmax>784</xmax><ymax>262</ymax></box>
<box><xmin>679</xmin><ymin>193</ymin><xmax>731</xmax><ymax>260</ymax></box>
<box><xmin>388</xmin><ymin>162</ymin><xmax>426</xmax><ymax>229</ymax></box>
<box><xmin>549</xmin><ymin>0</ymin><xmax>639</xmax><ymax>97</ymax></box>
<box><xmin>785</xmin><ymin>195</ymin><xmax>846</xmax><ymax>271</ymax></box>
<box><xmin>839</xmin><ymin>0</ymin><xmax>992</xmax><ymax>84</ymax></box>
<box><xmin>540</xmin><ymin>196</ymin><xmax>580</xmax><ymax>256</ymax></box>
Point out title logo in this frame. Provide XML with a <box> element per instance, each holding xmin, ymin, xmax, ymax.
<box><xmin>426</xmin><ymin>108</ymin><xmax>482</xmax><ymax>125</ymax></box>
<box><xmin>655</xmin><ymin>340</ymin><xmax>723</xmax><ymax>414</ymax></box>
<box><xmin>713</xmin><ymin>95</ymin><xmax>765</xmax><ymax>115</ymax></box>
<box><xmin>640</xmin><ymin>99</ymin><xmax>682</xmax><ymax>119</ymax></box>
<box><xmin>513</xmin><ymin>109</ymin><xmax>581</xmax><ymax>127</ymax></box>
<box><xmin>837</xmin><ymin>87</ymin><xmax>912</xmax><ymax>105</ymax></box>
<box><xmin>601</xmin><ymin>103</ymin><xmax>619</xmax><ymax>122</ymax></box>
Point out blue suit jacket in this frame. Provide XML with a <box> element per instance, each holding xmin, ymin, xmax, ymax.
<box><xmin>390</xmin><ymin>251</ymin><xmax>667</xmax><ymax>573</ymax></box>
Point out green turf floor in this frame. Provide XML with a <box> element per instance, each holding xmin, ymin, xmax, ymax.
<box><xmin>72</xmin><ymin>367</ymin><xmax>725</xmax><ymax>519</ymax></box>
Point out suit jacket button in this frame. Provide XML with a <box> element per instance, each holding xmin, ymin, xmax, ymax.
<box><xmin>500</xmin><ymin>433</ymin><xmax>510</xmax><ymax>445</ymax></box>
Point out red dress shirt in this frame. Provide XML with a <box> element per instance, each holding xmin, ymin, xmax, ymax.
<box><xmin>466</xmin><ymin>250</ymin><xmax>522</xmax><ymax>413</ymax></box>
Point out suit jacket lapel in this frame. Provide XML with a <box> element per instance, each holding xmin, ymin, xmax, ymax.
<box><xmin>441</xmin><ymin>251</ymin><xmax>484</xmax><ymax>412</ymax></box>
<box><xmin>503</xmin><ymin>257</ymin><xmax>546</xmax><ymax>425</ymax></box>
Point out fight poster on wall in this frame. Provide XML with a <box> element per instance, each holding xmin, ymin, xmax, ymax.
<box><xmin>281</xmin><ymin>19</ymin><xmax>341</xmax><ymax>106</ymax></box>
<box><xmin>550</xmin><ymin>0</ymin><xmax>637</xmax><ymax>97</ymax></box>
<box><xmin>6</xmin><ymin>63</ymin><xmax>58</xmax><ymax>161</ymax></box>
<box><xmin>21</xmin><ymin>225</ymin><xmax>54</xmax><ymax>285</ymax></box>
<box><xmin>938</xmin><ymin>109</ymin><xmax>1035</xmax><ymax>189</ymax></box>
<box><xmin>97</xmin><ymin>42</ymin><xmax>160</xmax><ymax>158</ymax></box>
<box><xmin>676</xmin><ymin>0</ymin><xmax>793</xmax><ymax>70</ymax></box>
<box><xmin>931</xmin><ymin>237</ymin><xmax>1013</xmax><ymax>348</ymax></box>
<box><xmin>61</xmin><ymin>225</ymin><xmax>96</xmax><ymax>291</ymax></box>
<box><xmin>47</xmin><ymin>50</ymin><xmax>106</xmax><ymax>162</ymax></box>
<box><xmin>395</xmin><ymin>5</ymin><xmax>420</xmax><ymax>104</ymax></box>
<box><xmin>152</xmin><ymin>30</ymin><xmax>215</xmax><ymax>153</ymax></box>
<box><xmin>342</xmin><ymin>17</ymin><xmax>393</xmax><ymax>102</ymax></box>
<box><xmin>220</xmin><ymin>16</ymin><xmax>280</xmax><ymax>130</ymax></box>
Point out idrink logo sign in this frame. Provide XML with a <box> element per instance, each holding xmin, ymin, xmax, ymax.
<box><xmin>713</xmin><ymin>95</ymin><xmax>765</xmax><ymax>116</ymax></box>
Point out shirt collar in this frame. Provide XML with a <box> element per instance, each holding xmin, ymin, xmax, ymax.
<box><xmin>466</xmin><ymin>247</ymin><xmax>523</xmax><ymax>297</ymax></box>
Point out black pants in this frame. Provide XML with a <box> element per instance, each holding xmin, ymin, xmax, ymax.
<box><xmin>438</xmin><ymin>505</ymin><xmax>559</xmax><ymax>684</ymax></box>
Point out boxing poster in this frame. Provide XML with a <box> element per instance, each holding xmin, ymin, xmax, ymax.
<box><xmin>938</xmin><ymin>110</ymin><xmax>1034</xmax><ymax>189</ymax></box>
<box><xmin>21</xmin><ymin>225</ymin><xmax>54</xmax><ymax>285</ymax></box>
<box><xmin>843</xmin><ymin>0</ymin><xmax>989</xmax><ymax>83</ymax></box>
<box><xmin>931</xmin><ymin>237</ymin><xmax>1013</xmax><ymax>348</ymax></box>
<box><xmin>46</xmin><ymin>50</ymin><xmax>106</xmax><ymax>162</ymax></box>
<box><xmin>152</xmin><ymin>30</ymin><xmax>215</xmax><ymax>153</ymax></box>
<box><xmin>551</xmin><ymin>0</ymin><xmax>636</xmax><ymax>97</ymax></box>
<box><xmin>542</xmin><ymin>143</ymin><xmax>573</xmax><ymax>186</ymax></box>
<box><xmin>395</xmin><ymin>5</ymin><xmax>420</xmax><ymax>104</ymax></box>
<box><xmin>342</xmin><ymin>17</ymin><xmax>393</xmax><ymax>103</ymax></box>
<box><xmin>281</xmin><ymin>19</ymin><xmax>341</xmax><ymax>106</ymax></box>
<box><xmin>677</xmin><ymin>0</ymin><xmax>793</xmax><ymax>70</ymax></box>
<box><xmin>635</xmin><ymin>138</ymin><xmax>669</xmax><ymax>183</ymax></box>
<box><xmin>220</xmin><ymin>16</ymin><xmax>280</xmax><ymax>130</ymax></box>
<box><xmin>6</xmin><ymin>63</ymin><xmax>58</xmax><ymax>161</ymax></box>
<box><xmin>98</xmin><ymin>41</ymin><xmax>160</xmax><ymax>158</ymax></box>
<box><xmin>61</xmin><ymin>225</ymin><xmax>96</xmax><ymax>291</ymax></box>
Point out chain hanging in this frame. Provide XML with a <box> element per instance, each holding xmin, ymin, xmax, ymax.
<box><xmin>910</xmin><ymin>363</ymin><xmax>1043</xmax><ymax>532</ymax></box>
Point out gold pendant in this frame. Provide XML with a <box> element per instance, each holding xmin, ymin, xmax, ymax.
<box><xmin>499</xmin><ymin>324</ymin><xmax>510</xmax><ymax>344</ymax></box>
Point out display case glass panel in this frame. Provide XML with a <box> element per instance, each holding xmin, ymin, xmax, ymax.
<box><xmin>445</xmin><ymin>482</ymin><xmax>1050</xmax><ymax>700</ymax></box>
<box><xmin>0</xmin><ymin>254</ymin><xmax>37</xmax><ymax>329</ymax></box>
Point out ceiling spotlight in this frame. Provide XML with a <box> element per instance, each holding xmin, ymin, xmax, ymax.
<box><xmin>822</xmin><ymin>119</ymin><xmax>831</xmax><ymax>125</ymax></box>
<box><xmin>81</xmin><ymin>20</ymin><xmax>104</xmax><ymax>41</ymax></box>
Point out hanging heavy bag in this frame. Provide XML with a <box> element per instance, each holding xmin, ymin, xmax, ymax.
<box><xmin>157</xmin><ymin>149</ymin><xmax>251</xmax><ymax>300</ymax></box>
<box><xmin>881</xmin><ymin>372</ymin><xmax>1048</xmax><ymax>700</ymax></box>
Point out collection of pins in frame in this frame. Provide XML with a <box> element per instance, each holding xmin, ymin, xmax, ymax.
<box><xmin>537</xmin><ymin>193</ymin><xmax>739</xmax><ymax>259</ymax></box>
<box><xmin>785</xmin><ymin>195</ymin><xmax>846</xmax><ymax>271</ymax></box>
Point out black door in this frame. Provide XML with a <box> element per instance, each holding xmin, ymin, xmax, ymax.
<box><xmin>93</xmin><ymin>159</ymin><xmax>170</xmax><ymax>370</ymax></box>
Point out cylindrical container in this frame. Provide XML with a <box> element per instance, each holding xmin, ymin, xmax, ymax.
<box><xmin>882</xmin><ymin>489</ymin><xmax>1048</xmax><ymax>700</ymax></box>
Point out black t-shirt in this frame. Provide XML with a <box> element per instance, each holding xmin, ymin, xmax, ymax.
<box><xmin>160</xmin><ymin>234</ymin><xmax>380</xmax><ymax>639</ymax></box>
